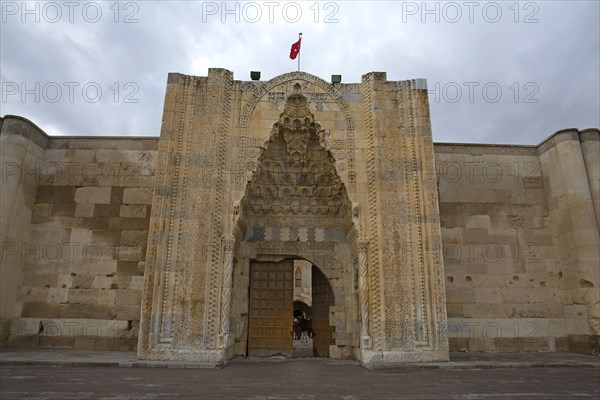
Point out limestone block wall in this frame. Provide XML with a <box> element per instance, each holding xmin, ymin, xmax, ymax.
<box><xmin>436</xmin><ymin>128</ymin><xmax>600</xmax><ymax>354</ymax></box>
<box><xmin>0</xmin><ymin>115</ymin><xmax>158</xmax><ymax>350</ymax></box>
<box><xmin>538</xmin><ymin>129</ymin><xmax>600</xmax><ymax>354</ymax></box>
<box><xmin>1</xmin><ymin>116</ymin><xmax>597</xmax><ymax>357</ymax></box>
<box><xmin>1</xmin><ymin>117</ymin><xmax>48</xmax><ymax>326</ymax></box>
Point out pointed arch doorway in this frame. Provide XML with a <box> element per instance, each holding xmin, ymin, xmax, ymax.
<box><xmin>235</xmin><ymin>82</ymin><xmax>359</xmax><ymax>360</ymax></box>
<box><xmin>247</xmin><ymin>258</ymin><xmax>335</xmax><ymax>358</ymax></box>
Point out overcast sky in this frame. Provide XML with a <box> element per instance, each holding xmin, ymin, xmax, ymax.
<box><xmin>1</xmin><ymin>0</ymin><xmax>598</xmax><ymax>144</ymax></box>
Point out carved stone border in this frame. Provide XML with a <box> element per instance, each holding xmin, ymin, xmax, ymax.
<box><xmin>361</xmin><ymin>73</ymin><xmax>384</xmax><ymax>351</ymax></box>
<box><xmin>203</xmin><ymin>70</ymin><xmax>234</xmax><ymax>349</ymax></box>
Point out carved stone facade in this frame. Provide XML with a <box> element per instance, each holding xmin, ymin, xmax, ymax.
<box><xmin>137</xmin><ymin>69</ymin><xmax>448</xmax><ymax>366</ymax></box>
<box><xmin>2</xmin><ymin>70</ymin><xmax>598</xmax><ymax>364</ymax></box>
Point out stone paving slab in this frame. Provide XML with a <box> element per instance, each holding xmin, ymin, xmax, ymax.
<box><xmin>2</xmin><ymin>361</ymin><xmax>599</xmax><ymax>400</ymax></box>
<box><xmin>0</xmin><ymin>348</ymin><xmax>598</xmax><ymax>370</ymax></box>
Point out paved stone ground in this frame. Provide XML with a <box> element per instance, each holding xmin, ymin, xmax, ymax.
<box><xmin>1</xmin><ymin>361</ymin><xmax>599</xmax><ymax>400</ymax></box>
<box><xmin>1</xmin><ymin>349</ymin><xmax>599</xmax><ymax>399</ymax></box>
<box><xmin>1</xmin><ymin>348</ymin><xmax>598</xmax><ymax>369</ymax></box>
<box><xmin>293</xmin><ymin>337</ymin><xmax>313</xmax><ymax>357</ymax></box>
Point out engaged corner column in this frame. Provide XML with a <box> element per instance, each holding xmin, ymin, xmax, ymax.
<box><xmin>357</xmin><ymin>237</ymin><xmax>372</xmax><ymax>350</ymax></box>
<box><xmin>540</xmin><ymin>129</ymin><xmax>600</xmax><ymax>337</ymax></box>
<box><xmin>218</xmin><ymin>234</ymin><xmax>236</xmax><ymax>349</ymax></box>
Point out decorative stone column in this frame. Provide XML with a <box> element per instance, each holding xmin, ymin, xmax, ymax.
<box><xmin>357</xmin><ymin>237</ymin><xmax>372</xmax><ymax>350</ymax></box>
<box><xmin>218</xmin><ymin>235</ymin><xmax>235</xmax><ymax>349</ymax></box>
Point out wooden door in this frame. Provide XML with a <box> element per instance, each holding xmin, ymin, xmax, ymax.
<box><xmin>312</xmin><ymin>266</ymin><xmax>335</xmax><ymax>357</ymax></box>
<box><xmin>248</xmin><ymin>261</ymin><xmax>294</xmax><ymax>357</ymax></box>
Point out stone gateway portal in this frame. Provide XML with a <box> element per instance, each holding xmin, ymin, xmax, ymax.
<box><xmin>137</xmin><ymin>69</ymin><xmax>449</xmax><ymax>367</ymax></box>
<box><xmin>2</xmin><ymin>69</ymin><xmax>598</xmax><ymax>366</ymax></box>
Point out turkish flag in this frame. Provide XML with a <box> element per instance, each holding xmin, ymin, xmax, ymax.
<box><xmin>290</xmin><ymin>37</ymin><xmax>301</xmax><ymax>60</ymax></box>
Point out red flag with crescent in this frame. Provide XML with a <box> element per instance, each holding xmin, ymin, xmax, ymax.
<box><xmin>290</xmin><ymin>37</ymin><xmax>301</xmax><ymax>60</ymax></box>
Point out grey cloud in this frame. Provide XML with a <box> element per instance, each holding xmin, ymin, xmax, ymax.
<box><xmin>1</xmin><ymin>0</ymin><xmax>597</xmax><ymax>144</ymax></box>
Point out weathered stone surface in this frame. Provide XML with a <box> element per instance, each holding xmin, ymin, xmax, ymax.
<box><xmin>75</xmin><ymin>187</ymin><xmax>112</xmax><ymax>204</ymax></box>
<box><xmin>436</xmin><ymin>134</ymin><xmax>599</xmax><ymax>354</ymax></box>
<box><xmin>122</xmin><ymin>188</ymin><xmax>153</xmax><ymax>204</ymax></box>
<box><xmin>1</xmin><ymin>116</ymin><xmax>157</xmax><ymax>351</ymax></box>
<box><xmin>1</xmin><ymin>82</ymin><xmax>598</xmax><ymax>359</ymax></box>
<box><xmin>136</xmin><ymin>70</ymin><xmax>449</xmax><ymax>366</ymax></box>
<box><xmin>120</xmin><ymin>204</ymin><xmax>147</xmax><ymax>218</ymax></box>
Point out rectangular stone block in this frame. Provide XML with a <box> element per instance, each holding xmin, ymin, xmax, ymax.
<box><xmin>564</xmin><ymin>304</ymin><xmax>588</xmax><ymax>319</ymax></box>
<box><xmin>35</xmin><ymin>186</ymin><xmax>76</xmax><ymax>204</ymax></box>
<box><xmin>117</xmin><ymin>261</ymin><xmax>138</xmax><ymax>276</ymax></box>
<box><xmin>109</xmin><ymin>217</ymin><xmax>151</xmax><ymax>230</ymax></box>
<box><xmin>446</xmin><ymin>288</ymin><xmax>475</xmax><ymax>304</ymax></box>
<box><xmin>75</xmin><ymin>203</ymin><xmax>95</xmax><ymax>217</ymax></box>
<box><xmin>445</xmin><ymin>303</ymin><xmax>463</xmax><ymax>318</ymax></box>
<box><xmin>74</xmin><ymin>261</ymin><xmax>117</xmax><ymax>275</ymax></box>
<box><xmin>21</xmin><ymin>302</ymin><xmax>60</xmax><ymax>318</ymax></box>
<box><xmin>115</xmin><ymin>246</ymin><xmax>142</xmax><ymax>261</ymax></box>
<box><xmin>92</xmin><ymin>275</ymin><xmax>117</xmax><ymax>289</ymax></box>
<box><xmin>115</xmin><ymin>305</ymin><xmax>141</xmax><ymax>320</ymax></box>
<box><xmin>91</xmin><ymin>230</ymin><xmax>120</xmax><ymax>247</ymax></box>
<box><xmin>98</xmin><ymin>289</ymin><xmax>117</xmax><ymax>305</ymax></box>
<box><xmin>474</xmin><ymin>288</ymin><xmax>502</xmax><ymax>304</ymax></box>
<box><xmin>58</xmin><ymin>303</ymin><xmax>116</xmax><ymax>319</ymax></box>
<box><xmin>33</xmin><ymin>203</ymin><xmax>53</xmax><ymax>218</ymax></box>
<box><xmin>448</xmin><ymin>337</ymin><xmax>469</xmax><ymax>351</ymax></box>
<box><xmin>500</xmin><ymin>287</ymin><xmax>529</xmax><ymax>303</ymax></box>
<box><xmin>120</xmin><ymin>204</ymin><xmax>147</xmax><ymax>218</ymax></box>
<box><xmin>117</xmin><ymin>276</ymin><xmax>132</xmax><ymax>290</ymax></box>
<box><xmin>68</xmin><ymin>289</ymin><xmax>100</xmax><ymax>304</ymax></box>
<box><xmin>123</xmin><ymin>188</ymin><xmax>153</xmax><ymax>204</ymax></box>
<box><xmin>464</xmin><ymin>215</ymin><xmax>490</xmax><ymax>229</ymax></box>
<box><xmin>51</xmin><ymin>203</ymin><xmax>76</xmax><ymax>217</ymax></box>
<box><xmin>130</xmin><ymin>276</ymin><xmax>144</xmax><ymax>290</ymax></box>
<box><xmin>71</xmin><ymin>274</ymin><xmax>94</xmax><ymax>289</ymax></box>
<box><xmin>69</xmin><ymin>228</ymin><xmax>93</xmax><ymax>246</ymax></box>
<box><xmin>80</xmin><ymin>217</ymin><xmax>110</xmax><ymax>230</ymax></box>
<box><xmin>120</xmin><ymin>230</ymin><xmax>148</xmax><ymax>247</ymax></box>
<box><xmin>21</xmin><ymin>273</ymin><xmax>59</xmax><ymax>288</ymax></box>
<box><xmin>47</xmin><ymin>288</ymin><xmax>69</xmax><ymax>303</ymax></box>
<box><xmin>462</xmin><ymin>303</ymin><xmax>513</xmax><ymax>318</ymax></box>
<box><xmin>74</xmin><ymin>187</ymin><xmax>112</xmax><ymax>204</ymax></box>
<box><xmin>527</xmin><ymin>288</ymin><xmax>556</xmax><ymax>304</ymax></box>
<box><xmin>115</xmin><ymin>289</ymin><xmax>142</xmax><ymax>306</ymax></box>
<box><xmin>93</xmin><ymin>204</ymin><xmax>121</xmax><ymax>218</ymax></box>
<box><xmin>17</xmin><ymin>287</ymin><xmax>49</xmax><ymax>303</ymax></box>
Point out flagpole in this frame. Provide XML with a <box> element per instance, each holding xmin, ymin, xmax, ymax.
<box><xmin>298</xmin><ymin>33</ymin><xmax>302</xmax><ymax>71</ymax></box>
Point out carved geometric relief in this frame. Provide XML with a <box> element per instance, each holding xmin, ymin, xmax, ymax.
<box><xmin>243</xmin><ymin>83</ymin><xmax>352</xmax><ymax>231</ymax></box>
<box><xmin>236</xmin><ymin>72</ymin><xmax>357</xmax><ymax>193</ymax></box>
<box><xmin>140</xmin><ymin>70</ymin><xmax>448</xmax><ymax>365</ymax></box>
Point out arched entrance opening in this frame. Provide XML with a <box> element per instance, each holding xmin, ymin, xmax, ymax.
<box><xmin>231</xmin><ymin>82</ymin><xmax>359</xmax><ymax>360</ymax></box>
<box><xmin>245</xmin><ymin>257</ymin><xmax>334</xmax><ymax>358</ymax></box>
<box><xmin>293</xmin><ymin>302</ymin><xmax>311</xmax><ymax>319</ymax></box>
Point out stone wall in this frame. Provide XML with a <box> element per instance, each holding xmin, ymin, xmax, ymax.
<box><xmin>436</xmin><ymin>128</ymin><xmax>600</xmax><ymax>354</ymax></box>
<box><xmin>137</xmin><ymin>70</ymin><xmax>449</xmax><ymax>366</ymax></box>
<box><xmin>1</xmin><ymin>95</ymin><xmax>598</xmax><ymax>357</ymax></box>
<box><xmin>1</xmin><ymin>115</ymin><xmax>158</xmax><ymax>350</ymax></box>
<box><xmin>1</xmin><ymin>117</ymin><xmax>48</xmax><ymax>326</ymax></box>
<box><xmin>538</xmin><ymin>129</ymin><xmax>600</xmax><ymax>353</ymax></box>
